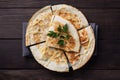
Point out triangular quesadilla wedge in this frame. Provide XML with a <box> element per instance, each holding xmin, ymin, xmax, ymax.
<box><xmin>30</xmin><ymin>42</ymin><xmax>69</xmax><ymax>72</ymax></box>
<box><xmin>46</xmin><ymin>15</ymin><xmax>80</xmax><ymax>52</ymax></box>
<box><xmin>52</xmin><ymin>4</ymin><xmax>88</xmax><ymax>29</ymax></box>
<box><xmin>26</xmin><ymin>6</ymin><xmax>52</xmax><ymax>46</ymax></box>
<box><xmin>66</xmin><ymin>26</ymin><xmax>95</xmax><ymax>70</ymax></box>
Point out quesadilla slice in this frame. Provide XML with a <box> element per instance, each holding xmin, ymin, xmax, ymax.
<box><xmin>26</xmin><ymin>6</ymin><xmax>52</xmax><ymax>46</ymax></box>
<box><xmin>52</xmin><ymin>4</ymin><xmax>88</xmax><ymax>29</ymax></box>
<box><xmin>30</xmin><ymin>43</ymin><xmax>69</xmax><ymax>72</ymax></box>
<box><xmin>46</xmin><ymin>15</ymin><xmax>80</xmax><ymax>52</ymax></box>
<box><xmin>78</xmin><ymin>26</ymin><xmax>95</xmax><ymax>50</ymax></box>
<box><xmin>65</xmin><ymin>26</ymin><xmax>95</xmax><ymax>70</ymax></box>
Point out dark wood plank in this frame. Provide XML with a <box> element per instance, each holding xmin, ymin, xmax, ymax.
<box><xmin>0</xmin><ymin>0</ymin><xmax>120</xmax><ymax>9</ymax></box>
<box><xmin>0</xmin><ymin>0</ymin><xmax>119</xmax><ymax>79</ymax></box>
<box><xmin>0</xmin><ymin>40</ymin><xmax>120</xmax><ymax>69</ymax></box>
<box><xmin>0</xmin><ymin>9</ymin><xmax>38</xmax><ymax>38</ymax></box>
<box><xmin>0</xmin><ymin>9</ymin><xmax>120</xmax><ymax>39</ymax></box>
<box><xmin>0</xmin><ymin>40</ymin><xmax>42</xmax><ymax>69</ymax></box>
<box><xmin>0</xmin><ymin>0</ymin><xmax>104</xmax><ymax>8</ymax></box>
<box><xmin>105</xmin><ymin>0</ymin><xmax>120</xmax><ymax>8</ymax></box>
<box><xmin>0</xmin><ymin>70</ymin><xmax>120</xmax><ymax>80</ymax></box>
<box><xmin>98</xmin><ymin>25</ymin><xmax>120</xmax><ymax>40</ymax></box>
<box><xmin>98</xmin><ymin>40</ymin><xmax>120</xmax><ymax>54</ymax></box>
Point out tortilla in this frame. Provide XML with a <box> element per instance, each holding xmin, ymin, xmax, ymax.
<box><xmin>30</xmin><ymin>43</ymin><xmax>69</xmax><ymax>72</ymax></box>
<box><xmin>66</xmin><ymin>26</ymin><xmax>95</xmax><ymax>70</ymax></box>
<box><xmin>26</xmin><ymin>5</ymin><xmax>52</xmax><ymax>46</ymax></box>
<box><xmin>46</xmin><ymin>15</ymin><xmax>80</xmax><ymax>52</ymax></box>
<box><xmin>52</xmin><ymin>4</ymin><xmax>88</xmax><ymax>29</ymax></box>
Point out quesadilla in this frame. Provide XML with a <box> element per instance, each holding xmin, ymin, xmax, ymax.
<box><xmin>26</xmin><ymin>6</ymin><xmax>52</xmax><ymax>46</ymax></box>
<box><xmin>30</xmin><ymin>43</ymin><xmax>69</xmax><ymax>72</ymax></box>
<box><xmin>46</xmin><ymin>15</ymin><xmax>80</xmax><ymax>52</ymax></box>
<box><xmin>26</xmin><ymin>4</ymin><xmax>95</xmax><ymax>72</ymax></box>
<box><xmin>52</xmin><ymin>4</ymin><xmax>88</xmax><ymax>29</ymax></box>
<box><xmin>65</xmin><ymin>26</ymin><xmax>95</xmax><ymax>70</ymax></box>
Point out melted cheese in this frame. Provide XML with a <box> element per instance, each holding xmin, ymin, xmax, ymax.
<box><xmin>35</xmin><ymin>43</ymin><xmax>66</xmax><ymax>64</ymax></box>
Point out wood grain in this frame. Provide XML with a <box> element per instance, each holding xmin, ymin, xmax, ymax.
<box><xmin>0</xmin><ymin>0</ymin><xmax>120</xmax><ymax>9</ymax></box>
<box><xmin>0</xmin><ymin>70</ymin><xmax>120</xmax><ymax>80</ymax></box>
<box><xmin>0</xmin><ymin>0</ymin><xmax>104</xmax><ymax>8</ymax></box>
<box><xmin>105</xmin><ymin>0</ymin><xmax>120</xmax><ymax>8</ymax></box>
<box><xmin>0</xmin><ymin>40</ymin><xmax>120</xmax><ymax>69</ymax></box>
<box><xmin>0</xmin><ymin>0</ymin><xmax>120</xmax><ymax>79</ymax></box>
<box><xmin>0</xmin><ymin>9</ymin><xmax>120</xmax><ymax>39</ymax></box>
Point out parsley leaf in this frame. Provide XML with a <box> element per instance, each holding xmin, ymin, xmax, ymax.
<box><xmin>47</xmin><ymin>24</ymin><xmax>70</xmax><ymax>46</ymax></box>
<box><xmin>47</xmin><ymin>31</ymin><xmax>58</xmax><ymax>38</ymax></box>
<box><xmin>63</xmin><ymin>24</ymin><xmax>68</xmax><ymax>32</ymax></box>
<box><xmin>66</xmin><ymin>34</ymin><xmax>70</xmax><ymax>39</ymax></box>
<box><xmin>57</xmin><ymin>25</ymin><xmax>62</xmax><ymax>32</ymax></box>
<box><xmin>57</xmin><ymin>40</ymin><xmax>64</xmax><ymax>46</ymax></box>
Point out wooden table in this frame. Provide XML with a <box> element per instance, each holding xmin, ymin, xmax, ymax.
<box><xmin>0</xmin><ymin>0</ymin><xmax>120</xmax><ymax>80</ymax></box>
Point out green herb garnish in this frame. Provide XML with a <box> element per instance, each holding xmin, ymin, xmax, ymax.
<box><xmin>58</xmin><ymin>25</ymin><xmax>62</xmax><ymax>32</ymax></box>
<box><xmin>66</xmin><ymin>34</ymin><xmax>70</xmax><ymax>40</ymax></box>
<box><xmin>47</xmin><ymin>31</ymin><xmax>58</xmax><ymax>38</ymax></box>
<box><xmin>63</xmin><ymin>24</ymin><xmax>68</xmax><ymax>32</ymax></box>
<box><xmin>47</xmin><ymin>24</ymin><xmax>70</xmax><ymax>46</ymax></box>
<box><xmin>57</xmin><ymin>40</ymin><xmax>64</xmax><ymax>46</ymax></box>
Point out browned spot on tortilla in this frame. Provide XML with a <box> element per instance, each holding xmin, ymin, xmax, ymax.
<box><xmin>26</xmin><ymin>35</ymin><xmax>29</xmax><ymax>46</ymax></box>
<box><xmin>33</xmin><ymin>33</ymin><xmax>41</xmax><ymax>43</ymax></box>
<box><xmin>52</xmin><ymin>21</ymin><xmax>64</xmax><ymax>31</ymax></box>
<box><xmin>66</xmin><ymin>52</ymin><xmax>80</xmax><ymax>64</ymax></box>
<box><xmin>63</xmin><ymin>36</ymin><xmax>75</xmax><ymax>50</ymax></box>
<box><xmin>79</xmin><ymin>29</ymin><xmax>89</xmax><ymax>46</ymax></box>
<box><xmin>55</xmin><ymin>8</ymin><xmax>81</xmax><ymax>29</ymax></box>
<box><xmin>46</xmin><ymin>49</ymin><xmax>66</xmax><ymax>64</ymax></box>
